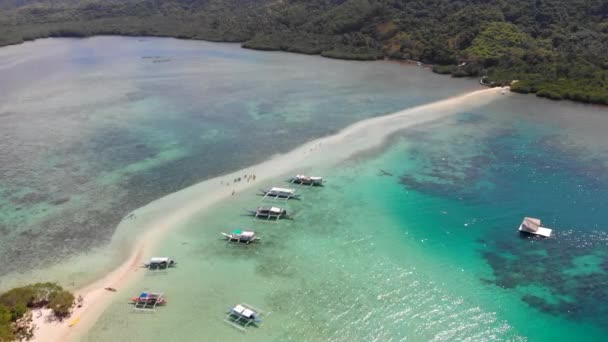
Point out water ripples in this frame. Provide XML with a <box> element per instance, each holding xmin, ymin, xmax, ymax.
<box><xmin>273</xmin><ymin>251</ymin><xmax>522</xmax><ymax>342</ymax></box>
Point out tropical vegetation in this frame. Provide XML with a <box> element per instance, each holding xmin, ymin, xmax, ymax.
<box><xmin>0</xmin><ymin>0</ymin><xmax>606</xmax><ymax>104</ymax></box>
<box><xmin>0</xmin><ymin>283</ymin><xmax>74</xmax><ymax>342</ymax></box>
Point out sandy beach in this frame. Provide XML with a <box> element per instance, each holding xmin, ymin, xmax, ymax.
<box><xmin>31</xmin><ymin>87</ymin><xmax>505</xmax><ymax>341</ymax></box>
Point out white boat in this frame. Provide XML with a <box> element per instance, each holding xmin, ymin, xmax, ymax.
<box><xmin>225</xmin><ymin>303</ymin><xmax>265</xmax><ymax>330</ymax></box>
<box><xmin>290</xmin><ymin>174</ymin><xmax>323</xmax><ymax>186</ymax></box>
<box><xmin>247</xmin><ymin>206</ymin><xmax>288</xmax><ymax>220</ymax></box>
<box><xmin>222</xmin><ymin>230</ymin><xmax>259</xmax><ymax>244</ymax></box>
<box><xmin>130</xmin><ymin>291</ymin><xmax>166</xmax><ymax>311</ymax></box>
<box><xmin>144</xmin><ymin>257</ymin><xmax>176</xmax><ymax>269</ymax></box>
<box><xmin>260</xmin><ymin>187</ymin><xmax>299</xmax><ymax>199</ymax></box>
<box><xmin>518</xmin><ymin>217</ymin><xmax>552</xmax><ymax>237</ymax></box>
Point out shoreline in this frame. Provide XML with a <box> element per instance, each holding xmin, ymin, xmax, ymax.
<box><xmin>31</xmin><ymin>87</ymin><xmax>506</xmax><ymax>341</ymax></box>
<box><xmin>1</xmin><ymin>35</ymin><xmax>604</xmax><ymax>106</ymax></box>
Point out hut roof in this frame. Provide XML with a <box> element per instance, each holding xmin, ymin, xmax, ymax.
<box><xmin>521</xmin><ymin>217</ymin><xmax>541</xmax><ymax>232</ymax></box>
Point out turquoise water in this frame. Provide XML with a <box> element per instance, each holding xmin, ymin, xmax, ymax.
<box><xmin>86</xmin><ymin>96</ymin><xmax>608</xmax><ymax>341</ymax></box>
<box><xmin>0</xmin><ymin>37</ymin><xmax>480</xmax><ymax>283</ymax></box>
<box><xmin>3</xmin><ymin>37</ymin><xmax>608</xmax><ymax>341</ymax></box>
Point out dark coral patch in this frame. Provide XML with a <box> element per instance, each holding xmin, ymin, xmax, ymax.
<box><xmin>398</xmin><ymin>116</ymin><xmax>608</xmax><ymax>326</ymax></box>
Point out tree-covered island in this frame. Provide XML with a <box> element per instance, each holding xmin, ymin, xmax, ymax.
<box><xmin>0</xmin><ymin>283</ymin><xmax>75</xmax><ymax>342</ymax></box>
<box><xmin>0</xmin><ymin>0</ymin><xmax>606</xmax><ymax>104</ymax></box>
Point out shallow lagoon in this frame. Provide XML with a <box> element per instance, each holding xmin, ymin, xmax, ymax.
<box><xmin>2</xmin><ymin>36</ymin><xmax>608</xmax><ymax>341</ymax></box>
<box><xmin>87</xmin><ymin>95</ymin><xmax>608</xmax><ymax>341</ymax></box>
<box><xmin>0</xmin><ymin>36</ymin><xmax>479</xmax><ymax>285</ymax></box>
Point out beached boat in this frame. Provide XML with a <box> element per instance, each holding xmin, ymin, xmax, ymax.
<box><xmin>248</xmin><ymin>206</ymin><xmax>288</xmax><ymax>220</ymax></box>
<box><xmin>224</xmin><ymin>303</ymin><xmax>265</xmax><ymax>330</ymax></box>
<box><xmin>260</xmin><ymin>187</ymin><xmax>299</xmax><ymax>200</ymax></box>
<box><xmin>144</xmin><ymin>257</ymin><xmax>176</xmax><ymax>269</ymax></box>
<box><xmin>518</xmin><ymin>217</ymin><xmax>552</xmax><ymax>237</ymax></box>
<box><xmin>290</xmin><ymin>174</ymin><xmax>323</xmax><ymax>186</ymax></box>
<box><xmin>222</xmin><ymin>229</ymin><xmax>260</xmax><ymax>244</ymax></box>
<box><xmin>130</xmin><ymin>292</ymin><xmax>166</xmax><ymax>311</ymax></box>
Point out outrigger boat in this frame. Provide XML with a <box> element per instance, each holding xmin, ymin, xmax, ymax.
<box><xmin>290</xmin><ymin>174</ymin><xmax>323</xmax><ymax>186</ymax></box>
<box><xmin>518</xmin><ymin>217</ymin><xmax>552</xmax><ymax>237</ymax></box>
<box><xmin>222</xmin><ymin>229</ymin><xmax>260</xmax><ymax>244</ymax></box>
<box><xmin>130</xmin><ymin>292</ymin><xmax>166</xmax><ymax>311</ymax></box>
<box><xmin>247</xmin><ymin>206</ymin><xmax>288</xmax><ymax>220</ymax></box>
<box><xmin>143</xmin><ymin>257</ymin><xmax>176</xmax><ymax>270</ymax></box>
<box><xmin>260</xmin><ymin>187</ymin><xmax>299</xmax><ymax>200</ymax></box>
<box><xmin>224</xmin><ymin>303</ymin><xmax>266</xmax><ymax>331</ymax></box>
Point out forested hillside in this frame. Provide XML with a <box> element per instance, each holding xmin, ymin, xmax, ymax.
<box><xmin>0</xmin><ymin>0</ymin><xmax>606</xmax><ymax>104</ymax></box>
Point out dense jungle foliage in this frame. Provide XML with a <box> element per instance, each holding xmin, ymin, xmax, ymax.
<box><xmin>0</xmin><ymin>283</ymin><xmax>74</xmax><ymax>341</ymax></box>
<box><xmin>0</xmin><ymin>0</ymin><xmax>606</xmax><ymax>104</ymax></box>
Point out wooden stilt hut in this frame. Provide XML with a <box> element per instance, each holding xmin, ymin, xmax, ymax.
<box><xmin>518</xmin><ymin>217</ymin><xmax>552</xmax><ymax>237</ymax></box>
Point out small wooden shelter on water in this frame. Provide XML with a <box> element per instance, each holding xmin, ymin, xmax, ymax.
<box><xmin>518</xmin><ymin>217</ymin><xmax>552</xmax><ymax>237</ymax></box>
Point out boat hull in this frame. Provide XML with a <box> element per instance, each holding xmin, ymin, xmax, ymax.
<box><xmin>247</xmin><ymin>209</ymin><xmax>288</xmax><ymax>220</ymax></box>
<box><xmin>518</xmin><ymin>224</ymin><xmax>552</xmax><ymax>237</ymax></box>
<box><xmin>290</xmin><ymin>178</ymin><xmax>323</xmax><ymax>186</ymax></box>
<box><xmin>130</xmin><ymin>298</ymin><xmax>167</xmax><ymax>305</ymax></box>
<box><xmin>260</xmin><ymin>189</ymin><xmax>300</xmax><ymax>199</ymax></box>
<box><xmin>222</xmin><ymin>232</ymin><xmax>259</xmax><ymax>243</ymax></box>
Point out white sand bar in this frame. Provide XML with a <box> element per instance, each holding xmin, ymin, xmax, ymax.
<box><xmin>33</xmin><ymin>87</ymin><xmax>506</xmax><ymax>341</ymax></box>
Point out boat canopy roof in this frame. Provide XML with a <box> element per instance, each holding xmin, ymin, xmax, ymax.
<box><xmin>232</xmin><ymin>229</ymin><xmax>254</xmax><ymax>237</ymax></box>
<box><xmin>296</xmin><ymin>174</ymin><xmax>322</xmax><ymax>180</ymax></box>
<box><xmin>150</xmin><ymin>257</ymin><xmax>170</xmax><ymax>264</ymax></box>
<box><xmin>258</xmin><ymin>206</ymin><xmax>284</xmax><ymax>213</ymax></box>
<box><xmin>138</xmin><ymin>292</ymin><xmax>161</xmax><ymax>298</ymax></box>
<box><xmin>521</xmin><ymin>217</ymin><xmax>541</xmax><ymax>232</ymax></box>
<box><xmin>233</xmin><ymin>304</ymin><xmax>256</xmax><ymax>318</ymax></box>
<box><xmin>269</xmin><ymin>187</ymin><xmax>295</xmax><ymax>194</ymax></box>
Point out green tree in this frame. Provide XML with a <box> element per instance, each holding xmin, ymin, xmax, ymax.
<box><xmin>48</xmin><ymin>291</ymin><xmax>74</xmax><ymax>318</ymax></box>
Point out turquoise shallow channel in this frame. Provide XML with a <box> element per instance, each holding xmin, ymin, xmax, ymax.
<box><xmin>86</xmin><ymin>97</ymin><xmax>608</xmax><ymax>341</ymax></box>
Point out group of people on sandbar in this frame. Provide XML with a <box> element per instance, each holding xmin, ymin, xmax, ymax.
<box><xmin>220</xmin><ymin>173</ymin><xmax>257</xmax><ymax>196</ymax></box>
<box><xmin>235</xmin><ymin>174</ymin><xmax>256</xmax><ymax>183</ymax></box>
<box><xmin>307</xmin><ymin>142</ymin><xmax>323</xmax><ymax>154</ymax></box>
